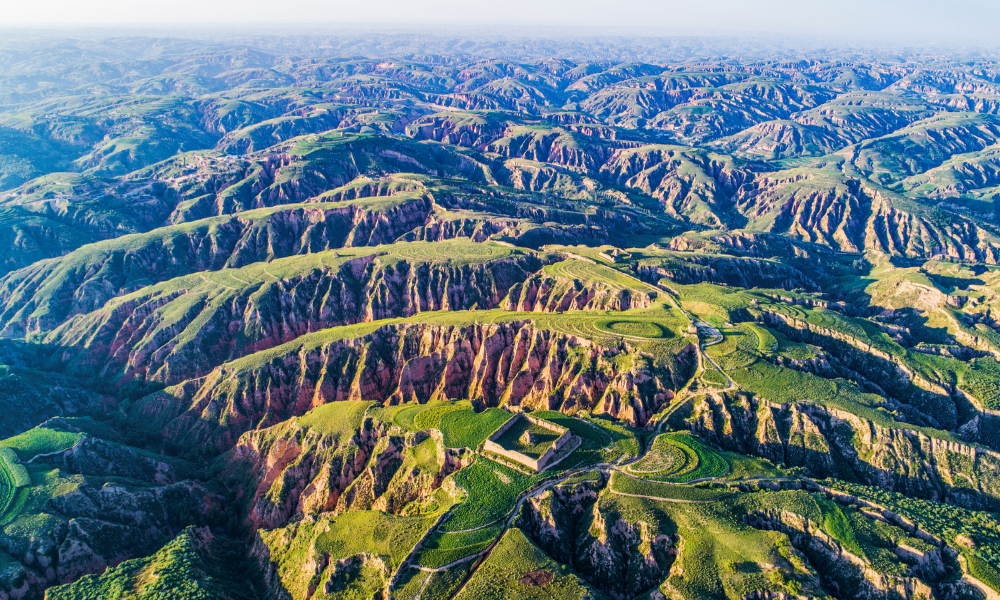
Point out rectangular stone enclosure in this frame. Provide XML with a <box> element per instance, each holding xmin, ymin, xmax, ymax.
<box><xmin>483</xmin><ymin>413</ymin><xmax>572</xmax><ymax>471</ymax></box>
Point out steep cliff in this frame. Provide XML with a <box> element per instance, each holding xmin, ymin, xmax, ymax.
<box><xmin>0</xmin><ymin>198</ymin><xmax>437</xmax><ymax>338</ymax></box>
<box><xmin>44</xmin><ymin>242</ymin><xmax>543</xmax><ymax>386</ymax></box>
<box><xmin>131</xmin><ymin>320</ymin><xmax>694</xmax><ymax>454</ymax></box>
<box><xmin>687</xmin><ymin>391</ymin><xmax>1000</xmax><ymax>510</ymax></box>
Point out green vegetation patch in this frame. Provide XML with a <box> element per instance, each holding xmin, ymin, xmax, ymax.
<box><xmin>47</xmin><ymin>528</ymin><xmax>253</xmax><ymax>600</ymax></box>
<box><xmin>439</xmin><ymin>408</ymin><xmax>513</xmax><ymax>449</ymax></box>
<box><xmin>663</xmin><ymin>491</ymin><xmax>822</xmax><ymax>600</ymax></box>
<box><xmin>314</xmin><ymin>510</ymin><xmax>439</xmax><ymax>569</ymax></box>
<box><xmin>414</xmin><ymin>524</ymin><xmax>502</xmax><ymax>569</ymax></box>
<box><xmin>609</xmin><ymin>472</ymin><xmax>730</xmax><ymax>502</ymax></box>
<box><xmin>0</xmin><ymin>427</ymin><xmax>82</xmax><ymax>461</ymax></box>
<box><xmin>823</xmin><ymin>479</ymin><xmax>1000</xmax><ymax>588</ymax></box>
<box><xmin>454</xmin><ymin>528</ymin><xmax>594</xmax><ymax>600</ymax></box>
<box><xmin>816</xmin><ymin>495</ymin><xmax>865</xmax><ymax>559</ymax></box>
<box><xmin>444</xmin><ymin>458</ymin><xmax>543</xmax><ymax>532</ymax></box>
<box><xmin>628</xmin><ymin>435</ymin><xmax>692</xmax><ymax>475</ymax></box>
<box><xmin>0</xmin><ymin>447</ymin><xmax>30</xmax><ymax>523</ymax></box>
<box><xmin>626</xmin><ymin>433</ymin><xmax>727</xmax><ymax>482</ymax></box>
<box><xmin>297</xmin><ymin>401</ymin><xmax>373</xmax><ymax>444</ymax></box>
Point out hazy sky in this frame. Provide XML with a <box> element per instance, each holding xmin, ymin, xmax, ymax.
<box><xmin>4</xmin><ymin>0</ymin><xmax>999</xmax><ymax>44</ymax></box>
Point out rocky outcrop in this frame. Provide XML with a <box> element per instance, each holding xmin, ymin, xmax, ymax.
<box><xmin>688</xmin><ymin>392</ymin><xmax>1000</xmax><ymax>510</ymax></box>
<box><xmin>252</xmin><ymin>521</ymin><xmax>394</xmax><ymax>600</ymax></box>
<box><xmin>221</xmin><ymin>413</ymin><xmax>466</xmax><ymax>530</ymax></box>
<box><xmin>600</xmin><ymin>146</ymin><xmax>749</xmax><ymax>226</ymax></box>
<box><xmin>518</xmin><ymin>480</ymin><xmax>677</xmax><ymax>600</ymax></box>
<box><xmin>0</xmin><ymin>367</ymin><xmax>111</xmax><ymax>439</ymax></box>
<box><xmin>736</xmin><ymin>172</ymin><xmax>866</xmax><ymax>253</ymax></box>
<box><xmin>0</xmin><ymin>199</ymin><xmax>439</xmax><ymax>338</ymax></box>
<box><xmin>635</xmin><ymin>254</ymin><xmax>818</xmax><ymax>291</ymax></box>
<box><xmin>864</xmin><ymin>190</ymin><xmax>1000</xmax><ymax>264</ymax></box>
<box><xmin>503</xmin><ymin>273</ymin><xmax>653</xmax><ymax>312</ymax></box>
<box><xmin>746</xmin><ymin>508</ymin><xmax>937</xmax><ymax>600</ymax></box>
<box><xmin>132</xmin><ymin>321</ymin><xmax>694</xmax><ymax>454</ymax></box>
<box><xmin>0</xmin><ymin>447</ymin><xmax>221</xmax><ymax>600</ymax></box>
<box><xmin>45</xmin><ymin>249</ymin><xmax>543</xmax><ymax>386</ymax></box>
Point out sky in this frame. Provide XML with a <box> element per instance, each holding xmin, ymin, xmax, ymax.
<box><xmin>2</xmin><ymin>0</ymin><xmax>998</xmax><ymax>45</ymax></box>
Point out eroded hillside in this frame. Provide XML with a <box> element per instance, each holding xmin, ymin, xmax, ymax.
<box><xmin>3</xmin><ymin>35</ymin><xmax>1000</xmax><ymax>600</ymax></box>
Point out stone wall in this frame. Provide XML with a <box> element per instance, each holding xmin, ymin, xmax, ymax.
<box><xmin>483</xmin><ymin>412</ymin><xmax>571</xmax><ymax>472</ymax></box>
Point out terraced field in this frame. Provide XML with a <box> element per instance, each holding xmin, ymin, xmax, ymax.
<box><xmin>608</xmin><ymin>472</ymin><xmax>731</xmax><ymax>501</ymax></box>
<box><xmin>442</xmin><ymin>459</ymin><xmax>542</xmax><ymax>533</ymax></box>
<box><xmin>543</xmin><ymin>259</ymin><xmax>654</xmax><ymax>293</ymax></box>
<box><xmin>625</xmin><ymin>433</ymin><xmax>728</xmax><ymax>482</ymax></box>
<box><xmin>0</xmin><ymin>448</ymin><xmax>29</xmax><ymax>524</ymax></box>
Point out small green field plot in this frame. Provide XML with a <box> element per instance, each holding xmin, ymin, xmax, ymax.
<box><xmin>720</xmin><ymin>453</ymin><xmax>784</xmax><ymax>480</ymax></box>
<box><xmin>491</xmin><ymin>417</ymin><xmax>562</xmax><ymax>460</ymax></box>
<box><xmin>628</xmin><ymin>436</ymin><xmax>692</xmax><ymax>474</ymax></box>
<box><xmin>705</xmin><ymin>325</ymin><xmax>760</xmax><ymax>371</ymax></box>
<box><xmin>596</xmin><ymin>319</ymin><xmax>671</xmax><ymax>339</ymax></box>
<box><xmin>744</xmin><ymin>323</ymin><xmax>778</xmax><ymax>354</ymax></box>
<box><xmin>674</xmin><ymin>283</ymin><xmax>755</xmax><ymax>326</ymax></box>
<box><xmin>443</xmin><ymin>458</ymin><xmax>542</xmax><ymax>532</ymax></box>
<box><xmin>395</xmin><ymin>563</ymin><xmax>471</xmax><ymax>600</ymax></box>
<box><xmin>543</xmin><ymin>258</ymin><xmax>654</xmax><ymax>293</ymax></box>
<box><xmin>701</xmin><ymin>368</ymin><xmax>729</xmax><ymax>387</ymax></box>
<box><xmin>815</xmin><ymin>495</ymin><xmax>865</xmax><ymax>558</ymax></box>
<box><xmin>454</xmin><ymin>528</ymin><xmax>594</xmax><ymax>600</ymax></box>
<box><xmin>0</xmin><ymin>427</ymin><xmax>83</xmax><ymax>461</ymax></box>
<box><xmin>413</xmin><ymin>524</ymin><xmax>502</xmax><ymax>569</ymax></box>
<box><xmin>610</xmin><ymin>472</ymin><xmax>730</xmax><ymax>502</ymax></box>
<box><xmin>370</xmin><ymin>400</ymin><xmax>472</xmax><ymax>432</ymax></box>
<box><xmin>439</xmin><ymin>408</ymin><xmax>513</xmax><ymax>449</ymax></box>
<box><xmin>772</xmin><ymin>329</ymin><xmax>821</xmax><ymax>361</ymax></box>
<box><xmin>626</xmin><ymin>433</ymin><xmax>728</xmax><ymax>482</ymax></box>
<box><xmin>297</xmin><ymin>401</ymin><xmax>373</xmax><ymax>444</ymax></box>
<box><xmin>660</xmin><ymin>493</ymin><xmax>821</xmax><ymax>600</ymax></box>
<box><xmin>0</xmin><ymin>448</ymin><xmax>30</xmax><ymax>523</ymax></box>
<box><xmin>313</xmin><ymin>510</ymin><xmax>439</xmax><ymax>570</ymax></box>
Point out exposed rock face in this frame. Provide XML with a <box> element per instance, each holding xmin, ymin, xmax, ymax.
<box><xmin>503</xmin><ymin>273</ymin><xmax>654</xmax><ymax>312</ymax></box>
<box><xmin>635</xmin><ymin>254</ymin><xmax>818</xmax><ymax>291</ymax></box>
<box><xmin>0</xmin><ymin>199</ymin><xmax>437</xmax><ymax>338</ymax></box>
<box><xmin>746</xmin><ymin>508</ymin><xmax>938</xmax><ymax>600</ymax></box>
<box><xmin>0</xmin><ymin>438</ymin><xmax>222</xmax><ymax>600</ymax></box>
<box><xmin>44</xmin><ymin>526</ymin><xmax>259</xmax><ymax>600</ymax></box>
<box><xmin>518</xmin><ymin>479</ymin><xmax>677</xmax><ymax>599</ymax></box>
<box><xmin>864</xmin><ymin>190</ymin><xmax>1000</xmax><ymax>264</ymax></box>
<box><xmin>736</xmin><ymin>172</ymin><xmax>866</xmax><ymax>252</ymax></box>
<box><xmin>45</xmin><ymin>251</ymin><xmax>543</xmax><ymax>387</ymax></box>
<box><xmin>0</xmin><ymin>366</ymin><xmax>111</xmax><ymax>439</ymax></box>
<box><xmin>132</xmin><ymin>321</ymin><xmax>694</xmax><ymax>454</ymax></box>
<box><xmin>222</xmin><ymin>412</ymin><xmax>466</xmax><ymax>531</ymax></box>
<box><xmin>757</xmin><ymin>310</ymin><xmax>962</xmax><ymax>431</ymax></box>
<box><xmin>733</xmin><ymin>169</ymin><xmax>1000</xmax><ymax>262</ymax></box>
<box><xmin>688</xmin><ymin>392</ymin><xmax>1000</xmax><ymax>510</ymax></box>
<box><xmin>600</xmin><ymin>146</ymin><xmax>750</xmax><ymax>226</ymax></box>
<box><xmin>251</xmin><ymin>521</ymin><xmax>394</xmax><ymax>600</ymax></box>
